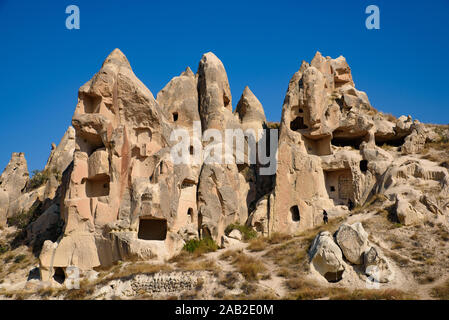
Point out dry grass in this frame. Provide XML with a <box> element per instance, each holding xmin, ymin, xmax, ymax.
<box><xmin>266</xmin><ymin>232</ymin><xmax>292</xmax><ymax>244</ymax></box>
<box><xmin>219</xmin><ymin>272</ymin><xmax>240</xmax><ymax>289</ymax></box>
<box><xmin>219</xmin><ymin>249</ymin><xmax>242</xmax><ymax>261</ymax></box>
<box><xmin>247</xmin><ymin>238</ymin><xmax>268</xmax><ymax>252</ymax></box>
<box><xmin>331</xmin><ymin>289</ymin><xmax>416</xmax><ymax>300</ymax></box>
<box><xmin>430</xmin><ymin>280</ymin><xmax>449</xmax><ymax>300</ymax></box>
<box><xmin>231</xmin><ymin>252</ymin><xmax>266</xmax><ymax>281</ymax></box>
<box><xmin>283</xmin><ymin>278</ymin><xmax>348</xmax><ymax>300</ymax></box>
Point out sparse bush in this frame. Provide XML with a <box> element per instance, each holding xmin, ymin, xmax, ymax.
<box><xmin>28</xmin><ymin>169</ymin><xmax>51</xmax><ymax>190</ymax></box>
<box><xmin>219</xmin><ymin>249</ymin><xmax>241</xmax><ymax>261</ymax></box>
<box><xmin>267</xmin><ymin>232</ymin><xmax>292</xmax><ymax>244</ymax></box>
<box><xmin>225</xmin><ymin>223</ymin><xmax>257</xmax><ymax>241</ymax></box>
<box><xmin>331</xmin><ymin>289</ymin><xmax>415</xmax><ymax>300</ymax></box>
<box><xmin>266</xmin><ymin>122</ymin><xmax>280</xmax><ymax>129</ymax></box>
<box><xmin>183</xmin><ymin>238</ymin><xmax>218</xmax><ymax>255</ymax></box>
<box><xmin>247</xmin><ymin>238</ymin><xmax>267</xmax><ymax>252</ymax></box>
<box><xmin>219</xmin><ymin>272</ymin><xmax>240</xmax><ymax>289</ymax></box>
<box><xmin>13</xmin><ymin>254</ymin><xmax>26</xmax><ymax>264</ymax></box>
<box><xmin>231</xmin><ymin>253</ymin><xmax>266</xmax><ymax>281</ymax></box>
<box><xmin>276</xmin><ymin>268</ymin><xmax>292</xmax><ymax>278</ymax></box>
<box><xmin>0</xmin><ymin>242</ymin><xmax>10</xmax><ymax>255</ymax></box>
<box><xmin>431</xmin><ymin>280</ymin><xmax>449</xmax><ymax>300</ymax></box>
<box><xmin>7</xmin><ymin>201</ymin><xmax>41</xmax><ymax>231</ymax></box>
<box><xmin>3</xmin><ymin>253</ymin><xmax>14</xmax><ymax>263</ymax></box>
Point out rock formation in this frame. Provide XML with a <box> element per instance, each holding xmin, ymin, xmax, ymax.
<box><xmin>1</xmin><ymin>49</ymin><xmax>446</xmax><ymax>284</ymax></box>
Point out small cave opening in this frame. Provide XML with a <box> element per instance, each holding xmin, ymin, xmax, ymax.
<box><xmin>138</xmin><ymin>218</ymin><xmax>167</xmax><ymax>241</ymax></box>
<box><xmin>324</xmin><ymin>169</ymin><xmax>354</xmax><ymax>206</ymax></box>
<box><xmin>79</xmin><ymin>134</ymin><xmax>105</xmax><ymax>156</ymax></box>
<box><xmin>187</xmin><ymin>208</ymin><xmax>193</xmax><ymax>223</ymax></box>
<box><xmin>189</xmin><ymin>145</ymin><xmax>194</xmax><ymax>155</ymax></box>
<box><xmin>331</xmin><ymin>136</ymin><xmax>365</xmax><ymax>150</ymax></box>
<box><xmin>359</xmin><ymin>160</ymin><xmax>368</xmax><ymax>172</ymax></box>
<box><xmin>198</xmin><ymin>212</ymin><xmax>203</xmax><ymax>237</ymax></box>
<box><xmin>290</xmin><ymin>116</ymin><xmax>308</xmax><ymax>131</ymax></box>
<box><xmin>53</xmin><ymin>267</ymin><xmax>66</xmax><ymax>284</ymax></box>
<box><xmin>81</xmin><ymin>93</ymin><xmax>102</xmax><ymax>114</ymax></box>
<box><xmin>375</xmin><ymin>135</ymin><xmax>406</xmax><ymax>148</ymax></box>
<box><xmin>324</xmin><ymin>270</ymin><xmax>344</xmax><ymax>283</ymax></box>
<box><xmin>159</xmin><ymin>161</ymin><xmax>164</xmax><ymax>174</ymax></box>
<box><xmin>290</xmin><ymin>205</ymin><xmax>300</xmax><ymax>222</ymax></box>
<box><xmin>173</xmin><ymin>112</ymin><xmax>179</xmax><ymax>122</ymax></box>
<box><xmin>86</xmin><ymin>175</ymin><xmax>110</xmax><ymax>197</ymax></box>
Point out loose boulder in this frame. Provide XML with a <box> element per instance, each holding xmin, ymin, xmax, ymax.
<box><xmin>364</xmin><ymin>246</ymin><xmax>394</xmax><ymax>283</ymax></box>
<box><xmin>309</xmin><ymin>231</ymin><xmax>345</xmax><ymax>282</ymax></box>
<box><xmin>335</xmin><ymin>222</ymin><xmax>369</xmax><ymax>265</ymax></box>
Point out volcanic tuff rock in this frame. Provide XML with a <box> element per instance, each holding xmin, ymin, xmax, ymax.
<box><xmin>1</xmin><ymin>49</ymin><xmax>447</xmax><ymax>284</ymax></box>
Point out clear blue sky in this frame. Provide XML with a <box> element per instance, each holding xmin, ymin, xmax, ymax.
<box><xmin>0</xmin><ymin>0</ymin><xmax>448</xmax><ymax>173</ymax></box>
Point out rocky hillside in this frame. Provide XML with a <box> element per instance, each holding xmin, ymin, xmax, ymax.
<box><xmin>0</xmin><ymin>49</ymin><xmax>448</xmax><ymax>300</ymax></box>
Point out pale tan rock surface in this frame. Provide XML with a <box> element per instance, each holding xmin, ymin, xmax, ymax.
<box><xmin>1</xmin><ymin>49</ymin><xmax>443</xmax><ymax>285</ymax></box>
<box><xmin>335</xmin><ymin>222</ymin><xmax>369</xmax><ymax>265</ymax></box>
<box><xmin>309</xmin><ymin>231</ymin><xmax>346</xmax><ymax>281</ymax></box>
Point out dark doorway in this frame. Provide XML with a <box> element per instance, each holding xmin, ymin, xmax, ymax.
<box><xmin>290</xmin><ymin>205</ymin><xmax>300</xmax><ymax>222</ymax></box>
<box><xmin>138</xmin><ymin>218</ymin><xmax>167</xmax><ymax>241</ymax></box>
<box><xmin>360</xmin><ymin>160</ymin><xmax>368</xmax><ymax>172</ymax></box>
<box><xmin>53</xmin><ymin>267</ymin><xmax>66</xmax><ymax>284</ymax></box>
<box><xmin>290</xmin><ymin>116</ymin><xmax>308</xmax><ymax>131</ymax></box>
<box><xmin>324</xmin><ymin>270</ymin><xmax>344</xmax><ymax>283</ymax></box>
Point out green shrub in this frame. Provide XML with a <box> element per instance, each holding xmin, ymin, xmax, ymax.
<box><xmin>183</xmin><ymin>238</ymin><xmax>218</xmax><ymax>254</ymax></box>
<box><xmin>7</xmin><ymin>203</ymin><xmax>40</xmax><ymax>230</ymax></box>
<box><xmin>13</xmin><ymin>254</ymin><xmax>26</xmax><ymax>264</ymax></box>
<box><xmin>28</xmin><ymin>169</ymin><xmax>51</xmax><ymax>190</ymax></box>
<box><xmin>0</xmin><ymin>242</ymin><xmax>10</xmax><ymax>255</ymax></box>
<box><xmin>225</xmin><ymin>223</ymin><xmax>257</xmax><ymax>241</ymax></box>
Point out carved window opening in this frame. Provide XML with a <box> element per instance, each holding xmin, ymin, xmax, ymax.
<box><xmin>360</xmin><ymin>160</ymin><xmax>368</xmax><ymax>172</ymax></box>
<box><xmin>53</xmin><ymin>267</ymin><xmax>66</xmax><ymax>284</ymax></box>
<box><xmin>138</xmin><ymin>218</ymin><xmax>167</xmax><ymax>241</ymax></box>
<box><xmin>86</xmin><ymin>175</ymin><xmax>110</xmax><ymax>197</ymax></box>
<box><xmin>290</xmin><ymin>205</ymin><xmax>300</xmax><ymax>222</ymax></box>
<box><xmin>290</xmin><ymin>116</ymin><xmax>308</xmax><ymax>131</ymax></box>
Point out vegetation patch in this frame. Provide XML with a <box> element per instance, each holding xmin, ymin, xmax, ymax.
<box><xmin>225</xmin><ymin>223</ymin><xmax>257</xmax><ymax>241</ymax></box>
<box><xmin>430</xmin><ymin>280</ymin><xmax>449</xmax><ymax>300</ymax></box>
<box><xmin>231</xmin><ymin>252</ymin><xmax>266</xmax><ymax>281</ymax></box>
<box><xmin>183</xmin><ymin>238</ymin><xmax>218</xmax><ymax>255</ymax></box>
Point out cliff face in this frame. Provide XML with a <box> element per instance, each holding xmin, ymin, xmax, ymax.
<box><xmin>1</xmin><ymin>49</ymin><xmax>448</xmax><ymax>283</ymax></box>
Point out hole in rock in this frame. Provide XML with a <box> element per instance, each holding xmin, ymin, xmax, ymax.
<box><xmin>187</xmin><ymin>208</ymin><xmax>193</xmax><ymax>223</ymax></box>
<box><xmin>138</xmin><ymin>218</ymin><xmax>167</xmax><ymax>241</ymax></box>
<box><xmin>324</xmin><ymin>169</ymin><xmax>354</xmax><ymax>205</ymax></box>
<box><xmin>360</xmin><ymin>160</ymin><xmax>368</xmax><ymax>172</ymax></box>
<box><xmin>86</xmin><ymin>175</ymin><xmax>110</xmax><ymax>197</ymax></box>
<box><xmin>290</xmin><ymin>205</ymin><xmax>300</xmax><ymax>222</ymax></box>
<box><xmin>81</xmin><ymin>93</ymin><xmax>102</xmax><ymax>114</ymax></box>
<box><xmin>173</xmin><ymin>112</ymin><xmax>179</xmax><ymax>122</ymax></box>
<box><xmin>375</xmin><ymin>135</ymin><xmax>406</xmax><ymax>148</ymax></box>
<box><xmin>331</xmin><ymin>136</ymin><xmax>365</xmax><ymax>150</ymax></box>
<box><xmin>324</xmin><ymin>270</ymin><xmax>344</xmax><ymax>283</ymax></box>
<box><xmin>290</xmin><ymin>116</ymin><xmax>308</xmax><ymax>131</ymax></box>
<box><xmin>53</xmin><ymin>267</ymin><xmax>66</xmax><ymax>284</ymax></box>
